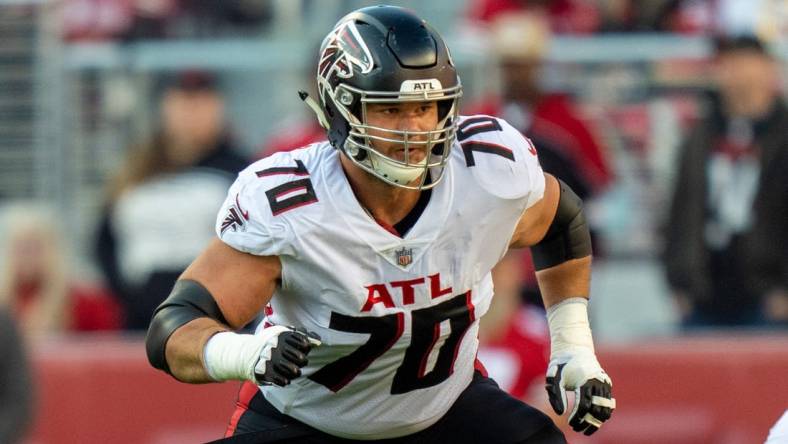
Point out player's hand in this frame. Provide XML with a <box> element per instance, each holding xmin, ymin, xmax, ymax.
<box><xmin>545</xmin><ymin>350</ymin><xmax>615</xmax><ymax>435</ymax></box>
<box><xmin>253</xmin><ymin>326</ymin><xmax>321</xmax><ymax>387</ymax></box>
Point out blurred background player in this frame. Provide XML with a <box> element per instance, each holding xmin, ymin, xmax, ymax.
<box><xmin>663</xmin><ymin>35</ymin><xmax>788</xmax><ymax>329</ymax></box>
<box><xmin>95</xmin><ymin>71</ymin><xmax>248</xmax><ymax>330</ymax></box>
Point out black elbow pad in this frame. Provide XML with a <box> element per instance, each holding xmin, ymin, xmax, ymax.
<box><xmin>531</xmin><ymin>179</ymin><xmax>592</xmax><ymax>270</ymax></box>
<box><xmin>145</xmin><ymin>279</ymin><xmax>228</xmax><ymax>374</ymax></box>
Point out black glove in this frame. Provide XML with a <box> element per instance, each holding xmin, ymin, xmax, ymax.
<box><xmin>253</xmin><ymin>327</ymin><xmax>321</xmax><ymax>387</ymax></box>
<box><xmin>545</xmin><ymin>359</ymin><xmax>616</xmax><ymax>436</ymax></box>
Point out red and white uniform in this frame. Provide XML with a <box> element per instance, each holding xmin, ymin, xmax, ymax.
<box><xmin>215</xmin><ymin>115</ymin><xmax>545</xmax><ymax>440</ymax></box>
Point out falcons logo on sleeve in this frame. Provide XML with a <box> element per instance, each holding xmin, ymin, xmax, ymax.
<box><xmin>220</xmin><ymin>193</ymin><xmax>249</xmax><ymax>235</ymax></box>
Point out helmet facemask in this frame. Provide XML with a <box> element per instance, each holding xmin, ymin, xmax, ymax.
<box><xmin>323</xmin><ymin>82</ymin><xmax>461</xmax><ymax>190</ymax></box>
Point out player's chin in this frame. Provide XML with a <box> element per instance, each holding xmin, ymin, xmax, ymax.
<box><xmin>391</xmin><ymin>148</ymin><xmax>426</xmax><ymax>164</ymax></box>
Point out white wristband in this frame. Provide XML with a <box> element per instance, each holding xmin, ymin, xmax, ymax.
<box><xmin>203</xmin><ymin>326</ymin><xmax>292</xmax><ymax>383</ymax></box>
<box><xmin>546</xmin><ymin>297</ymin><xmax>595</xmax><ymax>359</ymax></box>
<box><xmin>203</xmin><ymin>332</ymin><xmax>262</xmax><ymax>382</ymax></box>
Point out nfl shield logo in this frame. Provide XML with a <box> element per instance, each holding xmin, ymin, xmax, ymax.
<box><xmin>395</xmin><ymin>247</ymin><xmax>413</xmax><ymax>267</ymax></box>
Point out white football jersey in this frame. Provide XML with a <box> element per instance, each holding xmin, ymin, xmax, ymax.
<box><xmin>215</xmin><ymin>115</ymin><xmax>545</xmax><ymax>440</ymax></box>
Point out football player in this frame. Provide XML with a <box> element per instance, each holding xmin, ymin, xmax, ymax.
<box><xmin>146</xmin><ymin>5</ymin><xmax>614</xmax><ymax>443</ymax></box>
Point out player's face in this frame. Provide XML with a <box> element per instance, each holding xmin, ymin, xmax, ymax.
<box><xmin>364</xmin><ymin>101</ymin><xmax>439</xmax><ymax>163</ymax></box>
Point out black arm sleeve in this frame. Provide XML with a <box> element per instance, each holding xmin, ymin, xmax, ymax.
<box><xmin>145</xmin><ymin>280</ymin><xmax>229</xmax><ymax>375</ymax></box>
<box><xmin>530</xmin><ymin>179</ymin><xmax>592</xmax><ymax>270</ymax></box>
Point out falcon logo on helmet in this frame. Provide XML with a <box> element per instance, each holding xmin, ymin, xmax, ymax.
<box><xmin>308</xmin><ymin>6</ymin><xmax>463</xmax><ymax>190</ymax></box>
<box><xmin>318</xmin><ymin>21</ymin><xmax>374</xmax><ymax>81</ymax></box>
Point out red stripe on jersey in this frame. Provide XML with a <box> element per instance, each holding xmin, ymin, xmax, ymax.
<box><xmin>466</xmin><ymin>290</ymin><xmax>476</xmax><ymax>322</ymax></box>
<box><xmin>525</xmin><ymin>138</ymin><xmax>538</xmax><ymax>156</ymax></box>
<box><xmin>224</xmin><ymin>381</ymin><xmax>259</xmax><ymax>437</ymax></box>
<box><xmin>419</xmin><ymin>322</ymin><xmax>442</xmax><ymax>378</ymax></box>
<box><xmin>474</xmin><ymin>357</ymin><xmax>489</xmax><ymax>377</ymax></box>
<box><xmin>471</xmin><ymin>290</ymin><xmax>487</xmax><ymax>377</ymax></box>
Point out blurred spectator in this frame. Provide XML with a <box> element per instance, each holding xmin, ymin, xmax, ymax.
<box><xmin>63</xmin><ymin>0</ymin><xmax>273</xmax><ymax>41</ymax></box>
<box><xmin>175</xmin><ymin>0</ymin><xmax>273</xmax><ymax>38</ymax></box>
<box><xmin>258</xmin><ymin>118</ymin><xmax>324</xmax><ymax>158</ymax></box>
<box><xmin>596</xmin><ymin>0</ymin><xmax>680</xmax><ymax>32</ymax></box>
<box><xmin>95</xmin><ymin>71</ymin><xmax>248</xmax><ymax>330</ymax></box>
<box><xmin>257</xmin><ymin>69</ymin><xmax>325</xmax><ymax>158</ymax></box>
<box><xmin>256</xmin><ymin>47</ymin><xmax>325</xmax><ymax>158</ymax></box>
<box><xmin>62</xmin><ymin>0</ymin><xmax>136</xmax><ymax>41</ymax></box>
<box><xmin>464</xmin><ymin>0</ymin><xmax>785</xmax><ymax>37</ymax></box>
<box><xmin>0</xmin><ymin>205</ymin><xmax>121</xmax><ymax>339</ymax></box>
<box><xmin>659</xmin><ymin>0</ymin><xmax>786</xmax><ymax>40</ymax></box>
<box><xmin>467</xmin><ymin>0</ymin><xmax>600</xmax><ymax>34</ymax></box>
<box><xmin>664</xmin><ymin>35</ymin><xmax>788</xmax><ymax>328</ymax></box>
<box><xmin>466</xmin><ymin>12</ymin><xmax>613</xmax><ymax>306</ymax></box>
<box><xmin>0</xmin><ymin>308</ymin><xmax>32</xmax><ymax>444</ymax></box>
<box><xmin>468</xmin><ymin>12</ymin><xmax>613</xmax><ymax>200</ymax></box>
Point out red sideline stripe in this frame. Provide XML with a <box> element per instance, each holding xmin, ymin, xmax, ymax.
<box><xmin>224</xmin><ymin>381</ymin><xmax>259</xmax><ymax>437</ymax></box>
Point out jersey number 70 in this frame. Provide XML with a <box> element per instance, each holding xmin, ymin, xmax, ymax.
<box><xmin>309</xmin><ymin>292</ymin><xmax>475</xmax><ymax>395</ymax></box>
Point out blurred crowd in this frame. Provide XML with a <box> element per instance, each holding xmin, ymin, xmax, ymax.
<box><xmin>0</xmin><ymin>1</ymin><xmax>786</xmax><ymax>442</ymax></box>
<box><xmin>60</xmin><ymin>0</ymin><xmax>786</xmax><ymax>41</ymax></box>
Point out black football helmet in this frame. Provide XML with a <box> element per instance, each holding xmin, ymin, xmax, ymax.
<box><xmin>312</xmin><ymin>5</ymin><xmax>462</xmax><ymax>189</ymax></box>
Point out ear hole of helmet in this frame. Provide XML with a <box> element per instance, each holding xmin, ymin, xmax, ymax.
<box><xmin>338</xmin><ymin>89</ymin><xmax>355</xmax><ymax>107</ymax></box>
<box><xmin>431</xmin><ymin>99</ymin><xmax>455</xmax><ymax>156</ymax></box>
<box><xmin>344</xmin><ymin>135</ymin><xmax>368</xmax><ymax>161</ymax></box>
<box><xmin>431</xmin><ymin>116</ymin><xmax>453</xmax><ymax>156</ymax></box>
<box><xmin>345</xmin><ymin>98</ymin><xmax>363</xmax><ymax>155</ymax></box>
<box><xmin>436</xmin><ymin>98</ymin><xmax>453</xmax><ymax>121</ymax></box>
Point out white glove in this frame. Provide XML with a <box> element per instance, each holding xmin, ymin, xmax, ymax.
<box><xmin>545</xmin><ymin>298</ymin><xmax>615</xmax><ymax>436</ymax></box>
<box><xmin>204</xmin><ymin>325</ymin><xmax>321</xmax><ymax>386</ymax></box>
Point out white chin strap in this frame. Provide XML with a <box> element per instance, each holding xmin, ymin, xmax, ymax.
<box><xmin>368</xmin><ymin>151</ymin><xmax>427</xmax><ymax>185</ymax></box>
